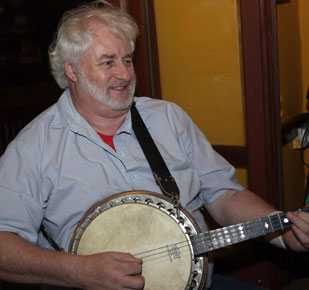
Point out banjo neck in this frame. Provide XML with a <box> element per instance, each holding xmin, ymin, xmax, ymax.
<box><xmin>192</xmin><ymin>207</ymin><xmax>309</xmax><ymax>256</ymax></box>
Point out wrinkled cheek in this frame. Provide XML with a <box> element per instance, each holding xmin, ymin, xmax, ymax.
<box><xmin>93</xmin><ymin>77</ymin><xmax>109</xmax><ymax>94</ymax></box>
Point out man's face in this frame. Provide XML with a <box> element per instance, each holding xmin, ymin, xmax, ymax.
<box><xmin>76</xmin><ymin>23</ymin><xmax>136</xmax><ymax>110</ymax></box>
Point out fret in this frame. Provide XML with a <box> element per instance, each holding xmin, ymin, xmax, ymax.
<box><xmin>269</xmin><ymin>213</ymin><xmax>283</xmax><ymax>232</ymax></box>
<box><xmin>235</xmin><ymin>223</ymin><xmax>247</xmax><ymax>242</ymax></box>
<box><xmin>279</xmin><ymin>213</ymin><xmax>292</xmax><ymax>229</ymax></box>
<box><xmin>244</xmin><ymin>221</ymin><xmax>256</xmax><ymax>239</ymax></box>
<box><xmin>227</xmin><ymin>226</ymin><xmax>238</xmax><ymax>244</ymax></box>
<box><xmin>203</xmin><ymin>233</ymin><xmax>210</xmax><ymax>252</ymax></box>
<box><xmin>191</xmin><ymin>234</ymin><xmax>199</xmax><ymax>255</ymax></box>
<box><xmin>228</xmin><ymin>224</ymin><xmax>239</xmax><ymax>244</ymax></box>
<box><xmin>199</xmin><ymin>233</ymin><xmax>209</xmax><ymax>253</ymax></box>
<box><xmin>197</xmin><ymin>232</ymin><xmax>212</xmax><ymax>253</ymax></box>
<box><xmin>259</xmin><ymin>218</ymin><xmax>265</xmax><ymax>235</ymax></box>
<box><xmin>215</xmin><ymin>228</ymin><xmax>226</xmax><ymax>248</ymax></box>
<box><xmin>268</xmin><ymin>216</ymin><xmax>275</xmax><ymax>232</ymax></box>
<box><xmin>221</xmin><ymin>226</ymin><xmax>233</xmax><ymax>246</ymax></box>
<box><xmin>192</xmin><ymin>233</ymin><xmax>207</xmax><ymax>255</ymax></box>
<box><xmin>226</xmin><ymin>226</ymin><xmax>235</xmax><ymax>245</ymax></box>
<box><xmin>210</xmin><ymin>230</ymin><xmax>220</xmax><ymax>249</ymax></box>
<box><xmin>241</xmin><ymin>222</ymin><xmax>249</xmax><ymax>240</ymax></box>
<box><xmin>251</xmin><ymin>219</ymin><xmax>264</xmax><ymax>237</ymax></box>
<box><xmin>204</xmin><ymin>231</ymin><xmax>213</xmax><ymax>252</ymax></box>
<box><xmin>250</xmin><ymin>220</ymin><xmax>257</xmax><ymax>237</ymax></box>
<box><xmin>260</xmin><ymin>217</ymin><xmax>274</xmax><ymax>235</ymax></box>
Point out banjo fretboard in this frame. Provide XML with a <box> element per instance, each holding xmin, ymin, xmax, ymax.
<box><xmin>192</xmin><ymin>208</ymin><xmax>309</xmax><ymax>255</ymax></box>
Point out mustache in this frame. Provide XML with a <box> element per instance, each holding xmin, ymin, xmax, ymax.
<box><xmin>108</xmin><ymin>80</ymin><xmax>134</xmax><ymax>88</ymax></box>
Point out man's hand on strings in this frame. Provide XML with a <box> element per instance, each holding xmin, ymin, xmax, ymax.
<box><xmin>74</xmin><ymin>252</ymin><xmax>144</xmax><ymax>290</ymax></box>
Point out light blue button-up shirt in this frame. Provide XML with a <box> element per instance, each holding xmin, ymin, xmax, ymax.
<box><xmin>0</xmin><ymin>89</ymin><xmax>243</xmax><ymax>251</ymax></box>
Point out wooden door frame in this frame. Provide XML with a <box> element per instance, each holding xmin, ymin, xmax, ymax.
<box><xmin>211</xmin><ymin>2</ymin><xmax>286</xmax><ymax>289</ymax></box>
<box><xmin>238</xmin><ymin>1</ymin><xmax>286</xmax><ymax>289</ymax></box>
<box><xmin>117</xmin><ymin>0</ymin><xmax>162</xmax><ymax>99</ymax></box>
<box><xmin>239</xmin><ymin>0</ymin><xmax>283</xmax><ymax>208</ymax></box>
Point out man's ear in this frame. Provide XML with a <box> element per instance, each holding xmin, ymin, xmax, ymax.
<box><xmin>63</xmin><ymin>62</ymin><xmax>77</xmax><ymax>82</ymax></box>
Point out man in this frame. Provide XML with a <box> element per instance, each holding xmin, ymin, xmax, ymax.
<box><xmin>0</xmin><ymin>1</ymin><xmax>308</xmax><ymax>290</ymax></box>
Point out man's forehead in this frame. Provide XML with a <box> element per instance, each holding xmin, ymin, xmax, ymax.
<box><xmin>81</xmin><ymin>17</ymin><xmax>133</xmax><ymax>57</ymax></box>
<box><xmin>87</xmin><ymin>17</ymin><xmax>107</xmax><ymax>33</ymax></box>
<box><xmin>87</xmin><ymin>18</ymin><xmax>129</xmax><ymax>43</ymax></box>
<box><xmin>84</xmin><ymin>36</ymin><xmax>133</xmax><ymax>62</ymax></box>
<box><xmin>93</xmin><ymin>46</ymin><xmax>133</xmax><ymax>61</ymax></box>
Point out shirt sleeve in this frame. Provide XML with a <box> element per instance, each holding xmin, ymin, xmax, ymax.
<box><xmin>172</xmin><ymin>103</ymin><xmax>244</xmax><ymax>204</ymax></box>
<box><xmin>0</xmin><ymin>132</ymin><xmax>45</xmax><ymax>244</ymax></box>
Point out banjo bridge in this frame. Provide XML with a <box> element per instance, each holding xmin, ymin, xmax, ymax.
<box><xmin>167</xmin><ymin>244</ymin><xmax>181</xmax><ymax>262</ymax></box>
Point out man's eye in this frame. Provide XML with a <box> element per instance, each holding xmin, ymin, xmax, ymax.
<box><xmin>124</xmin><ymin>59</ymin><xmax>133</xmax><ymax>65</ymax></box>
<box><xmin>102</xmin><ymin>61</ymin><xmax>113</xmax><ymax>66</ymax></box>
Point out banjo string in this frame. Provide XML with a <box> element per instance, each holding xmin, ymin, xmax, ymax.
<box><xmin>134</xmin><ymin>239</ymin><xmax>190</xmax><ymax>259</ymax></box>
<box><xmin>133</xmin><ymin>231</ymin><xmax>227</xmax><ymax>266</ymax></box>
<box><xmin>132</xmin><ymin>232</ymin><xmax>213</xmax><ymax>266</ymax></box>
<box><xmin>133</xmin><ymin>231</ymin><xmax>212</xmax><ymax>258</ymax></box>
<box><xmin>141</xmin><ymin>249</ymin><xmax>193</xmax><ymax>268</ymax></box>
<box><xmin>134</xmin><ymin>241</ymin><xmax>193</xmax><ymax>267</ymax></box>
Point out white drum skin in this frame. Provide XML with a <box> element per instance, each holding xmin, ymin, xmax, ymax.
<box><xmin>69</xmin><ymin>191</ymin><xmax>207</xmax><ymax>290</ymax></box>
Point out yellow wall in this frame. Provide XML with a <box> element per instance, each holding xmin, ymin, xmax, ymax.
<box><xmin>154</xmin><ymin>0</ymin><xmax>244</xmax><ymax>146</ymax></box>
<box><xmin>154</xmin><ymin>0</ymin><xmax>247</xmax><ymax>187</ymax></box>
<box><xmin>277</xmin><ymin>1</ymin><xmax>303</xmax><ymax>122</ymax></box>
<box><xmin>277</xmin><ymin>0</ymin><xmax>309</xmax><ymax>209</ymax></box>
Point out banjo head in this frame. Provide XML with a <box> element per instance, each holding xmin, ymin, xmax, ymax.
<box><xmin>69</xmin><ymin>191</ymin><xmax>207</xmax><ymax>290</ymax></box>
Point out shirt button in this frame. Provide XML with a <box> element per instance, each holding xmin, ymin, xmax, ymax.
<box><xmin>131</xmin><ymin>175</ymin><xmax>134</xmax><ymax>180</ymax></box>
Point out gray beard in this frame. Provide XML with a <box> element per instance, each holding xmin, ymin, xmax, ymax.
<box><xmin>78</xmin><ymin>71</ymin><xmax>136</xmax><ymax>110</ymax></box>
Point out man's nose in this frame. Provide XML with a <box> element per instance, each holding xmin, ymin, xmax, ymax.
<box><xmin>114</xmin><ymin>62</ymin><xmax>133</xmax><ymax>81</ymax></box>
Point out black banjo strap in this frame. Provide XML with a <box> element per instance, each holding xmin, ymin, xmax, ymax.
<box><xmin>40</xmin><ymin>224</ymin><xmax>64</xmax><ymax>252</ymax></box>
<box><xmin>130</xmin><ymin>102</ymin><xmax>181</xmax><ymax>211</ymax></box>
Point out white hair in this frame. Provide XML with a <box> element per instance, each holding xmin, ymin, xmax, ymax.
<box><xmin>48</xmin><ymin>0</ymin><xmax>139</xmax><ymax>89</ymax></box>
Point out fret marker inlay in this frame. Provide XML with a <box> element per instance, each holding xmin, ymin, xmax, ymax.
<box><xmin>191</xmin><ymin>207</ymin><xmax>309</xmax><ymax>257</ymax></box>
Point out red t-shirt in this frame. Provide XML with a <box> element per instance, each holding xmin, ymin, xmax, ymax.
<box><xmin>97</xmin><ymin>132</ymin><xmax>115</xmax><ymax>151</ymax></box>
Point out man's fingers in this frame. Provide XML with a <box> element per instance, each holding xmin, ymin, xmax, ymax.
<box><xmin>286</xmin><ymin>211</ymin><xmax>309</xmax><ymax>250</ymax></box>
<box><xmin>112</xmin><ymin>252</ymin><xmax>143</xmax><ymax>263</ymax></box>
<box><xmin>110</xmin><ymin>252</ymin><xmax>143</xmax><ymax>275</ymax></box>
<box><xmin>287</xmin><ymin>211</ymin><xmax>309</xmax><ymax>232</ymax></box>
<box><xmin>123</xmin><ymin>274</ymin><xmax>145</xmax><ymax>289</ymax></box>
<box><xmin>122</xmin><ymin>258</ymin><xmax>143</xmax><ymax>276</ymax></box>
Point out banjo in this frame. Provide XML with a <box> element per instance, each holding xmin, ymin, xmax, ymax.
<box><xmin>69</xmin><ymin>190</ymin><xmax>309</xmax><ymax>290</ymax></box>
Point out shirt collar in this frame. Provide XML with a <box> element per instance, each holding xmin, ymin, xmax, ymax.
<box><xmin>50</xmin><ymin>90</ymin><xmax>149</xmax><ymax>137</ymax></box>
<box><xmin>50</xmin><ymin>89</ymin><xmax>81</xmax><ymax>130</ymax></box>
